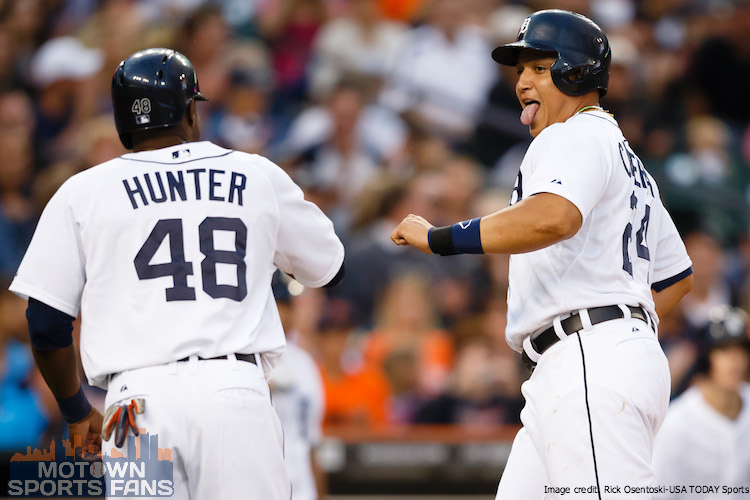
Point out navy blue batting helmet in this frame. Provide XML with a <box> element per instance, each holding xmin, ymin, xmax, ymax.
<box><xmin>492</xmin><ymin>10</ymin><xmax>611</xmax><ymax>97</ymax></box>
<box><xmin>693</xmin><ymin>306</ymin><xmax>750</xmax><ymax>375</ymax></box>
<box><xmin>706</xmin><ymin>306</ymin><xmax>749</xmax><ymax>349</ymax></box>
<box><xmin>112</xmin><ymin>48</ymin><xmax>208</xmax><ymax>149</ymax></box>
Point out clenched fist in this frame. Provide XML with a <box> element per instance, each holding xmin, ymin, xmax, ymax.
<box><xmin>390</xmin><ymin>214</ymin><xmax>434</xmax><ymax>254</ymax></box>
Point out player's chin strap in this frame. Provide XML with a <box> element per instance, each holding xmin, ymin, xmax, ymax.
<box><xmin>102</xmin><ymin>398</ymin><xmax>145</xmax><ymax>448</ymax></box>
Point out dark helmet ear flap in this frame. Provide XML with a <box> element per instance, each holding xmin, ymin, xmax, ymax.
<box><xmin>119</xmin><ymin>132</ymin><xmax>133</xmax><ymax>150</ymax></box>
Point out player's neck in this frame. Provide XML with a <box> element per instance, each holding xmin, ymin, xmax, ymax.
<box><xmin>131</xmin><ymin>128</ymin><xmax>199</xmax><ymax>152</ymax></box>
<box><xmin>558</xmin><ymin>95</ymin><xmax>600</xmax><ymax>123</ymax></box>
<box><xmin>699</xmin><ymin>380</ymin><xmax>743</xmax><ymax>420</ymax></box>
<box><xmin>132</xmin><ymin>137</ymin><xmax>194</xmax><ymax>152</ymax></box>
<box><xmin>572</xmin><ymin>98</ymin><xmax>602</xmax><ymax>116</ymax></box>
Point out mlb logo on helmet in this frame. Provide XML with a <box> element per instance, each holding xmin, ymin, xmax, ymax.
<box><xmin>7</xmin><ymin>430</ymin><xmax>174</xmax><ymax>497</ymax></box>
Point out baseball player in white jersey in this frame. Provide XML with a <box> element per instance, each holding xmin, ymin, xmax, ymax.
<box><xmin>10</xmin><ymin>48</ymin><xmax>344</xmax><ymax>499</ymax></box>
<box><xmin>392</xmin><ymin>10</ymin><xmax>694</xmax><ymax>499</ymax></box>
<box><xmin>271</xmin><ymin>344</ymin><xmax>326</xmax><ymax>500</ymax></box>
<box><xmin>270</xmin><ymin>273</ymin><xmax>327</xmax><ymax>500</ymax></box>
<box><xmin>652</xmin><ymin>306</ymin><xmax>750</xmax><ymax>499</ymax></box>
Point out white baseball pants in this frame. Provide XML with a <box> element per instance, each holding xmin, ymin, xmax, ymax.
<box><xmin>102</xmin><ymin>355</ymin><xmax>291</xmax><ymax>499</ymax></box>
<box><xmin>496</xmin><ymin>316</ymin><xmax>671</xmax><ymax>499</ymax></box>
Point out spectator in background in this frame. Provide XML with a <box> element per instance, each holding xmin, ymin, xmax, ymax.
<box><xmin>428</xmin><ymin>159</ymin><xmax>488</xmax><ymax>326</ymax></box>
<box><xmin>203</xmin><ymin>44</ymin><xmax>276</xmax><ymax>153</ymax></box>
<box><xmin>28</xmin><ymin>36</ymin><xmax>104</xmax><ymax>164</ymax></box>
<box><xmin>73</xmin><ymin>114</ymin><xmax>127</xmax><ymax>169</ymax></box>
<box><xmin>658</xmin><ymin>302</ymin><xmax>698</xmax><ymax>399</ymax></box>
<box><xmin>414</xmin><ymin>335</ymin><xmax>523</xmax><ymax>426</ymax></box>
<box><xmin>667</xmin><ymin>229</ymin><xmax>738</xmax><ymax>396</ymax></box>
<box><xmin>468</xmin><ymin>3</ymin><xmax>531</xmax><ymax>168</ymax></box>
<box><xmin>439</xmin><ymin>155</ymin><xmax>483</xmax><ymax>224</ymax></box>
<box><xmin>653</xmin><ymin>306</ymin><xmax>750</xmax><ymax>498</ymax></box>
<box><xmin>0</xmin><ymin>0</ymin><xmax>48</xmax><ymax>74</ymax></box>
<box><xmin>23</xmin><ymin>115</ymin><xmax>124</xmax><ymax>230</ymax></box>
<box><xmin>77</xmin><ymin>0</ymin><xmax>152</xmax><ymax>94</ymax></box>
<box><xmin>685</xmin><ymin>4</ymin><xmax>750</xmax><ymax>130</ymax></box>
<box><xmin>258</xmin><ymin>0</ymin><xmax>328</xmax><ymax>124</ymax></box>
<box><xmin>680</xmin><ymin>229</ymin><xmax>733</xmax><ymax>333</ymax></box>
<box><xmin>379</xmin><ymin>0</ymin><xmax>496</xmax><ymax>145</ymax></box>
<box><xmin>281</xmin><ymin>77</ymin><xmax>401</xmax><ymax>233</ymax></box>
<box><xmin>0</xmin><ymin>89</ymin><xmax>35</xmax><ymax>279</ymax></box>
<box><xmin>0</xmin><ymin>128</ymin><xmax>36</xmax><ymax>281</ymax></box>
<box><xmin>661</xmin><ymin>116</ymin><xmax>749</xmax><ymax>246</ymax></box>
<box><xmin>316</xmin><ymin>298</ymin><xmax>391</xmax><ymax>428</ymax></box>
<box><xmin>364</xmin><ymin>273</ymin><xmax>454</xmax><ymax>398</ymax></box>
<box><xmin>477</xmin><ymin>292</ymin><xmax>525</xmax><ymax>402</ymax></box>
<box><xmin>176</xmin><ymin>5</ymin><xmax>233</xmax><ymax>115</ymax></box>
<box><xmin>0</xmin><ymin>90</ymin><xmax>35</xmax><ymax>146</ymax></box>
<box><xmin>331</xmin><ymin>171</ymin><xmax>446</xmax><ymax>326</ymax></box>
<box><xmin>0</xmin><ymin>27</ymin><xmax>17</xmax><ymax>90</ymax></box>
<box><xmin>377</xmin><ymin>0</ymin><xmax>425</xmax><ymax>23</ymax></box>
<box><xmin>308</xmin><ymin>0</ymin><xmax>407</xmax><ymax>100</ymax></box>
<box><xmin>281</xmin><ymin>75</ymin><xmax>406</xmax><ymax>180</ymax></box>
<box><xmin>0</xmin><ymin>280</ymin><xmax>50</xmax><ymax>450</ymax></box>
<box><xmin>381</xmin><ymin>347</ymin><xmax>423</xmax><ymax>424</ymax></box>
<box><xmin>727</xmin><ymin>233</ymin><xmax>750</xmax><ymax>309</ymax></box>
<box><xmin>601</xmin><ymin>34</ymin><xmax>650</xmax><ymax>153</ymax></box>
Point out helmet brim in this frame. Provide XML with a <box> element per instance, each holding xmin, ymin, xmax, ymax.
<box><xmin>492</xmin><ymin>41</ymin><xmax>559</xmax><ymax>66</ymax></box>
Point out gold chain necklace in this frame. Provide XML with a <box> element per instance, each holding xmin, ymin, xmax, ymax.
<box><xmin>576</xmin><ymin>105</ymin><xmax>613</xmax><ymax>117</ymax></box>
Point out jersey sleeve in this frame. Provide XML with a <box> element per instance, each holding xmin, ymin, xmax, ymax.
<box><xmin>256</xmin><ymin>156</ymin><xmax>345</xmax><ymax>288</ymax></box>
<box><xmin>9</xmin><ymin>180</ymin><xmax>85</xmax><ymax>317</ymax></box>
<box><xmin>523</xmin><ymin>125</ymin><xmax>608</xmax><ymax>221</ymax></box>
<box><xmin>651</xmin><ymin>201</ymin><xmax>692</xmax><ymax>291</ymax></box>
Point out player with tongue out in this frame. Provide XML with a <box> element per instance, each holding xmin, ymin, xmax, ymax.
<box><xmin>392</xmin><ymin>9</ymin><xmax>693</xmax><ymax>500</ymax></box>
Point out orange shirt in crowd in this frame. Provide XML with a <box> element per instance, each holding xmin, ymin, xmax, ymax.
<box><xmin>364</xmin><ymin>328</ymin><xmax>454</xmax><ymax>396</ymax></box>
<box><xmin>377</xmin><ymin>0</ymin><xmax>425</xmax><ymax>22</ymax></box>
<box><xmin>319</xmin><ymin>363</ymin><xmax>391</xmax><ymax>428</ymax></box>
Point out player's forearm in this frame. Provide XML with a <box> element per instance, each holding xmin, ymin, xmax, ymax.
<box><xmin>32</xmin><ymin>345</ymin><xmax>83</xmax><ymax>399</ymax></box>
<box><xmin>33</xmin><ymin>345</ymin><xmax>95</xmax><ymax>425</ymax></box>
<box><xmin>479</xmin><ymin>193</ymin><xmax>582</xmax><ymax>254</ymax></box>
<box><xmin>652</xmin><ymin>273</ymin><xmax>693</xmax><ymax>319</ymax></box>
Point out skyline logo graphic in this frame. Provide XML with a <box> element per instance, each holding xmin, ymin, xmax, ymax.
<box><xmin>7</xmin><ymin>430</ymin><xmax>174</xmax><ymax>497</ymax></box>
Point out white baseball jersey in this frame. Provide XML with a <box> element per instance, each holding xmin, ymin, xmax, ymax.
<box><xmin>652</xmin><ymin>383</ymin><xmax>750</xmax><ymax>499</ymax></box>
<box><xmin>505</xmin><ymin>110</ymin><xmax>692</xmax><ymax>351</ymax></box>
<box><xmin>10</xmin><ymin>141</ymin><xmax>344</xmax><ymax>388</ymax></box>
<box><xmin>270</xmin><ymin>341</ymin><xmax>325</xmax><ymax>500</ymax></box>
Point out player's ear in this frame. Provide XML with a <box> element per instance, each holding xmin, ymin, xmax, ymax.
<box><xmin>186</xmin><ymin>100</ymin><xmax>197</xmax><ymax>127</ymax></box>
<box><xmin>186</xmin><ymin>100</ymin><xmax>201</xmax><ymax>140</ymax></box>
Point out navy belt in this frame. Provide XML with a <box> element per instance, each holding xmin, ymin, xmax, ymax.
<box><xmin>522</xmin><ymin>305</ymin><xmax>649</xmax><ymax>371</ymax></box>
<box><xmin>177</xmin><ymin>353</ymin><xmax>257</xmax><ymax>365</ymax></box>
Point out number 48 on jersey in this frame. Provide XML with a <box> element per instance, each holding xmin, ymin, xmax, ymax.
<box><xmin>134</xmin><ymin>217</ymin><xmax>247</xmax><ymax>302</ymax></box>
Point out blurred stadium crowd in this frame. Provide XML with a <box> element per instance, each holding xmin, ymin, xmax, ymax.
<box><xmin>1</xmin><ymin>0</ymin><xmax>749</xmax><ymax>451</ymax></box>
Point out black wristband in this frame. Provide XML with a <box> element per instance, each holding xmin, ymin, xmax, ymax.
<box><xmin>428</xmin><ymin>226</ymin><xmax>457</xmax><ymax>256</ymax></box>
<box><xmin>57</xmin><ymin>387</ymin><xmax>92</xmax><ymax>424</ymax></box>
